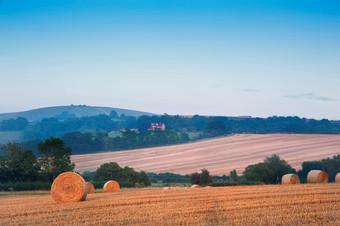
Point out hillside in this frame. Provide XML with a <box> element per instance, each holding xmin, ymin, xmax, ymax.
<box><xmin>72</xmin><ymin>134</ymin><xmax>340</xmax><ymax>175</ymax></box>
<box><xmin>0</xmin><ymin>105</ymin><xmax>155</xmax><ymax>122</ymax></box>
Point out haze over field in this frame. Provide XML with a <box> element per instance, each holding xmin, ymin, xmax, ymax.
<box><xmin>72</xmin><ymin>134</ymin><xmax>340</xmax><ymax>175</ymax></box>
<box><xmin>1</xmin><ymin>1</ymin><xmax>340</xmax><ymax>119</ymax></box>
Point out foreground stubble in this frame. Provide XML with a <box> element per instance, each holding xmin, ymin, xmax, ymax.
<box><xmin>0</xmin><ymin>184</ymin><xmax>339</xmax><ymax>225</ymax></box>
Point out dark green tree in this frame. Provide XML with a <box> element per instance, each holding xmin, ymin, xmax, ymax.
<box><xmin>38</xmin><ymin>137</ymin><xmax>75</xmax><ymax>181</ymax></box>
<box><xmin>190</xmin><ymin>172</ymin><xmax>200</xmax><ymax>185</ymax></box>
<box><xmin>244</xmin><ymin>163</ymin><xmax>274</xmax><ymax>184</ymax></box>
<box><xmin>139</xmin><ymin>171</ymin><xmax>151</xmax><ymax>187</ymax></box>
<box><xmin>229</xmin><ymin>169</ymin><xmax>237</xmax><ymax>182</ymax></box>
<box><xmin>94</xmin><ymin>162</ymin><xmax>123</xmax><ymax>181</ymax></box>
<box><xmin>122</xmin><ymin>166</ymin><xmax>139</xmax><ymax>183</ymax></box>
<box><xmin>204</xmin><ymin>120</ymin><xmax>230</xmax><ymax>137</ymax></box>
<box><xmin>0</xmin><ymin>142</ymin><xmax>39</xmax><ymax>182</ymax></box>
<box><xmin>199</xmin><ymin>168</ymin><xmax>213</xmax><ymax>185</ymax></box>
<box><xmin>264</xmin><ymin>154</ymin><xmax>292</xmax><ymax>184</ymax></box>
<box><xmin>252</xmin><ymin>163</ymin><xmax>274</xmax><ymax>184</ymax></box>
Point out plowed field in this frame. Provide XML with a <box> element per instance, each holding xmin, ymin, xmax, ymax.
<box><xmin>72</xmin><ymin>134</ymin><xmax>340</xmax><ymax>174</ymax></box>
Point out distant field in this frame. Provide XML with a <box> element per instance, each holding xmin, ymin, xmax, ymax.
<box><xmin>0</xmin><ymin>131</ymin><xmax>22</xmax><ymax>143</ymax></box>
<box><xmin>1</xmin><ymin>184</ymin><xmax>339</xmax><ymax>225</ymax></box>
<box><xmin>72</xmin><ymin>134</ymin><xmax>340</xmax><ymax>175</ymax></box>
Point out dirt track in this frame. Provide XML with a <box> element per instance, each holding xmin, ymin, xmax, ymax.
<box><xmin>72</xmin><ymin>134</ymin><xmax>340</xmax><ymax>175</ymax></box>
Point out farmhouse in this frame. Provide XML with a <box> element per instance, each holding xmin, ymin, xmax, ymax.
<box><xmin>149</xmin><ymin>122</ymin><xmax>166</xmax><ymax>131</ymax></box>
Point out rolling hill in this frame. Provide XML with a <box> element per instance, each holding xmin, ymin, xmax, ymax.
<box><xmin>71</xmin><ymin>134</ymin><xmax>340</xmax><ymax>175</ymax></box>
<box><xmin>0</xmin><ymin>105</ymin><xmax>155</xmax><ymax>122</ymax></box>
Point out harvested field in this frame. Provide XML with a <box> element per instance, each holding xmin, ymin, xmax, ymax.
<box><xmin>0</xmin><ymin>184</ymin><xmax>339</xmax><ymax>225</ymax></box>
<box><xmin>72</xmin><ymin>134</ymin><xmax>340</xmax><ymax>175</ymax></box>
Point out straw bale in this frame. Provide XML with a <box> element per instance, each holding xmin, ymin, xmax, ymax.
<box><xmin>86</xmin><ymin>182</ymin><xmax>95</xmax><ymax>194</ymax></box>
<box><xmin>51</xmin><ymin>172</ymin><xmax>87</xmax><ymax>203</ymax></box>
<box><xmin>191</xmin><ymin>184</ymin><xmax>201</xmax><ymax>188</ymax></box>
<box><xmin>281</xmin><ymin>174</ymin><xmax>300</xmax><ymax>184</ymax></box>
<box><xmin>307</xmin><ymin>170</ymin><xmax>328</xmax><ymax>183</ymax></box>
<box><xmin>103</xmin><ymin>180</ymin><xmax>120</xmax><ymax>193</ymax></box>
<box><xmin>335</xmin><ymin>173</ymin><xmax>340</xmax><ymax>183</ymax></box>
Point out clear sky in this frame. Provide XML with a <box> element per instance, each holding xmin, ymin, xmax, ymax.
<box><xmin>1</xmin><ymin>0</ymin><xmax>339</xmax><ymax>119</ymax></box>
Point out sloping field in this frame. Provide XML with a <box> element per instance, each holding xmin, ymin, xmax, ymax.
<box><xmin>1</xmin><ymin>184</ymin><xmax>339</xmax><ymax>225</ymax></box>
<box><xmin>72</xmin><ymin>134</ymin><xmax>340</xmax><ymax>175</ymax></box>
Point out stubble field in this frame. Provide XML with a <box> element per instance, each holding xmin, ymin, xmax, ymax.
<box><xmin>1</xmin><ymin>184</ymin><xmax>339</xmax><ymax>225</ymax></box>
<box><xmin>72</xmin><ymin>134</ymin><xmax>340</xmax><ymax>174</ymax></box>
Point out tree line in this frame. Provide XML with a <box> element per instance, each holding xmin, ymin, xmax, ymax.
<box><xmin>147</xmin><ymin>154</ymin><xmax>340</xmax><ymax>186</ymax></box>
<box><xmin>1</xmin><ymin>112</ymin><xmax>340</xmax><ymax>144</ymax></box>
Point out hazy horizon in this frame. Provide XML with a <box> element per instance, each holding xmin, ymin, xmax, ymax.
<box><xmin>1</xmin><ymin>1</ymin><xmax>339</xmax><ymax>120</ymax></box>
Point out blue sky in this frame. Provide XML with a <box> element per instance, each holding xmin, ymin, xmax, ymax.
<box><xmin>1</xmin><ymin>0</ymin><xmax>339</xmax><ymax>119</ymax></box>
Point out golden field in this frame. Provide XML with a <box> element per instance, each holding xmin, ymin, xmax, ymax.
<box><xmin>72</xmin><ymin>134</ymin><xmax>340</xmax><ymax>175</ymax></box>
<box><xmin>1</xmin><ymin>184</ymin><xmax>339</xmax><ymax>225</ymax></box>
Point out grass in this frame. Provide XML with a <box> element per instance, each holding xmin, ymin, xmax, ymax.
<box><xmin>0</xmin><ymin>191</ymin><xmax>50</xmax><ymax>196</ymax></box>
<box><xmin>108</xmin><ymin>132</ymin><xmax>122</xmax><ymax>138</ymax></box>
<box><xmin>187</xmin><ymin>132</ymin><xmax>200</xmax><ymax>139</ymax></box>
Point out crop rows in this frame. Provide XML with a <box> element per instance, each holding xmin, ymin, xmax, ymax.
<box><xmin>1</xmin><ymin>184</ymin><xmax>339</xmax><ymax>225</ymax></box>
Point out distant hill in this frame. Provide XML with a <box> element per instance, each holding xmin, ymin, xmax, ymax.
<box><xmin>0</xmin><ymin>105</ymin><xmax>156</xmax><ymax>122</ymax></box>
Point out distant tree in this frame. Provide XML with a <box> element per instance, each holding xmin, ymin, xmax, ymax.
<box><xmin>38</xmin><ymin>137</ymin><xmax>75</xmax><ymax>181</ymax></box>
<box><xmin>204</xmin><ymin>120</ymin><xmax>230</xmax><ymax>137</ymax></box>
<box><xmin>80</xmin><ymin>171</ymin><xmax>92</xmax><ymax>181</ymax></box>
<box><xmin>94</xmin><ymin>162</ymin><xmax>123</xmax><ymax>181</ymax></box>
<box><xmin>243</xmin><ymin>164</ymin><xmax>255</xmax><ymax>181</ymax></box>
<box><xmin>110</xmin><ymin>110</ymin><xmax>119</xmax><ymax>118</ymax></box>
<box><xmin>199</xmin><ymin>168</ymin><xmax>213</xmax><ymax>185</ymax></box>
<box><xmin>0</xmin><ymin>117</ymin><xmax>28</xmax><ymax>131</ymax></box>
<box><xmin>190</xmin><ymin>169</ymin><xmax>213</xmax><ymax>185</ymax></box>
<box><xmin>229</xmin><ymin>169</ymin><xmax>237</xmax><ymax>182</ymax></box>
<box><xmin>94</xmin><ymin>162</ymin><xmax>151</xmax><ymax>187</ymax></box>
<box><xmin>122</xmin><ymin>166</ymin><xmax>139</xmax><ymax>183</ymax></box>
<box><xmin>179</xmin><ymin>132</ymin><xmax>190</xmax><ymax>142</ymax></box>
<box><xmin>264</xmin><ymin>154</ymin><xmax>292</xmax><ymax>184</ymax></box>
<box><xmin>252</xmin><ymin>163</ymin><xmax>274</xmax><ymax>184</ymax></box>
<box><xmin>244</xmin><ymin>163</ymin><xmax>274</xmax><ymax>184</ymax></box>
<box><xmin>137</xmin><ymin>116</ymin><xmax>152</xmax><ymax>132</ymax></box>
<box><xmin>139</xmin><ymin>171</ymin><xmax>151</xmax><ymax>187</ymax></box>
<box><xmin>190</xmin><ymin>172</ymin><xmax>200</xmax><ymax>185</ymax></box>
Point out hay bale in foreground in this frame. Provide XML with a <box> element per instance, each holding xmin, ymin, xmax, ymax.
<box><xmin>307</xmin><ymin>170</ymin><xmax>328</xmax><ymax>183</ymax></box>
<box><xmin>103</xmin><ymin>180</ymin><xmax>120</xmax><ymax>193</ymax></box>
<box><xmin>51</xmin><ymin>172</ymin><xmax>87</xmax><ymax>203</ymax></box>
<box><xmin>335</xmin><ymin>173</ymin><xmax>340</xmax><ymax>183</ymax></box>
<box><xmin>281</xmin><ymin>174</ymin><xmax>300</xmax><ymax>184</ymax></box>
<box><xmin>191</xmin><ymin>184</ymin><xmax>201</xmax><ymax>188</ymax></box>
<box><xmin>86</xmin><ymin>182</ymin><xmax>95</xmax><ymax>194</ymax></box>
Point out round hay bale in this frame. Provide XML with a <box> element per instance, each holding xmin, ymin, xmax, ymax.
<box><xmin>51</xmin><ymin>172</ymin><xmax>87</xmax><ymax>203</ymax></box>
<box><xmin>307</xmin><ymin>170</ymin><xmax>328</xmax><ymax>183</ymax></box>
<box><xmin>281</xmin><ymin>174</ymin><xmax>300</xmax><ymax>184</ymax></box>
<box><xmin>86</xmin><ymin>182</ymin><xmax>95</xmax><ymax>194</ymax></box>
<box><xmin>163</xmin><ymin>187</ymin><xmax>171</xmax><ymax>190</ymax></box>
<box><xmin>335</xmin><ymin>173</ymin><xmax>340</xmax><ymax>183</ymax></box>
<box><xmin>103</xmin><ymin>180</ymin><xmax>120</xmax><ymax>193</ymax></box>
<box><xmin>191</xmin><ymin>184</ymin><xmax>201</xmax><ymax>188</ymax></box>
